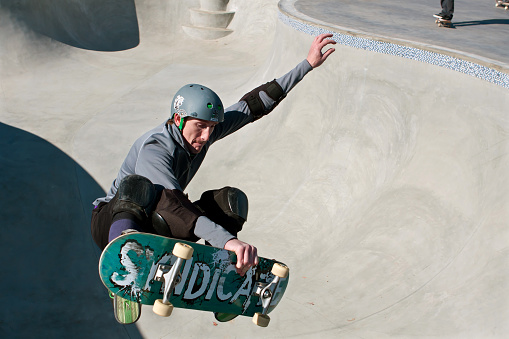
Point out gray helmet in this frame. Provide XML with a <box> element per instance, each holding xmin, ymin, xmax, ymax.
<box><xmin>171</xmin><ymin>84</ymin><xmax>224</xmax><ymax>129</ymax></box>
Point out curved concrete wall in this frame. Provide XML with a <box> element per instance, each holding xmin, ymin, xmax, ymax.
<box><xmin>189</xmin><ymin>9</ymin><xmax>508</xmax><ymax>338</ymax></box>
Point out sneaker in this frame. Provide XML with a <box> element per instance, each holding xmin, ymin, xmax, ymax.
<box><xmin>434</xmin><ymin>13</ymin><xmax>452</xmax><ymax>21</ymax></box>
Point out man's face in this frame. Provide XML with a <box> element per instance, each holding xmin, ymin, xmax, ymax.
<box><xmin>178</xmin><ymin>117</ymin><xmax>218</xmax><ymax>154</ymax></box>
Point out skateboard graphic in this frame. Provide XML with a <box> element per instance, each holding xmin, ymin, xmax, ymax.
<box><xmin>496</xmin><ymin>1</ymin><xmax>509</xmax><ymax>9</ymax></box>
<box><xmin>99</xmin><ymin>233</ymin><xmax>289</xmax><ymax>327</ymax></box>
<box><xmin>435</xmin><ymin>18</ymin><xmax>453</xmax><ymax>28</ymax></box>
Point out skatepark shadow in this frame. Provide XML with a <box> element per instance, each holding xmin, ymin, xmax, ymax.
<box><xmin>0</xmin><ymin>0</ymin><xmax>139</xmax><ymax>51</ymax></box>
<box><xmin>0</xmin><ymin>123</ymin><xmax>143</xmax><ymax>338</ymax></box>
<box><xmin>453</xmin><ymin>19</ymin><xmax>509</xmax><ymax>27</ymax></box>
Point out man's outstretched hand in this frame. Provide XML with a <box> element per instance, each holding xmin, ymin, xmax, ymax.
<box><xmin>307</xmin><ymin>33</ymin><xmax>336</xmax><ymax>68</ymax></box>
<box><xmin>224</xmin><ymin>238</ymin><xmax>258</xmax><ymax>276</ymax></box>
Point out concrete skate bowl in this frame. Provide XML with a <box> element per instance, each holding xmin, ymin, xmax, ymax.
<box><xmin>1</xmin><ymin>0</ymin><xmax>508</xmax><ymax>338</ymax></box>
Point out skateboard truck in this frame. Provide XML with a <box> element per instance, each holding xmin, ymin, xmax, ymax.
<box><xmin>252</xmin><ymin>262</ymin><xmax>289</xmax><ymax>327</ymax></box>
<box><xmin>152</xmin><ymin>243</ymin><xmax>194</xmax><ymax>317</ymax></box>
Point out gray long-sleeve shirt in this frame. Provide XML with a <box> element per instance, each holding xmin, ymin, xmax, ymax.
<box><xmin>94</xmin><ymin>59</ymin><xmax>313</xmax><ymax>247</ymax></box>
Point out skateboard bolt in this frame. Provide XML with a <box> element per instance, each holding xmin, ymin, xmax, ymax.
<box><xmin>263</xmin><ymin>290</ymin><xmax>272</xmax><ymax>299</ymax></box>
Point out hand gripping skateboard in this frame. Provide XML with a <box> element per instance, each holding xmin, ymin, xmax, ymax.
<box><xmin>99</xmin><ymin>233</ymin><xmax>289</xmax><ymax>327</ymax></box>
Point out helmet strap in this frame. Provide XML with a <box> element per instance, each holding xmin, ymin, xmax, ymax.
<box><xmin>178</xmin><ymin>117</ymin><xmax>185</xmax><ymax>131</ymax></box>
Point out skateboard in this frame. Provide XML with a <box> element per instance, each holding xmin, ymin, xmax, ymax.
<box><xmin>99</xmin><ymin>233</ymin><xmax>289</xmax><ymax>327</ymax></box>
<box><xmin>435</xmin><ymin>18</ymin><xmax>453</xmax><ymax>28</ymax></box>
<box><xmin>110</xmin><ymin>291</ymin><xmax>142</xmax><ymax>324</ymax></box>
<box><xmin>496</xmin><ymin>1</ymin><xmax>509</xmax><ymax>9</ymax></box>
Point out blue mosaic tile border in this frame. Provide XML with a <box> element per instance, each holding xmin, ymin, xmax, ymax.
<box><xmin>279</xmin><ymin>12</ymin><xmax>509</xmax><ymax>89</ymax></box>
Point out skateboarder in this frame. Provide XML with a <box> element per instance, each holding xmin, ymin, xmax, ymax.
<box><xmin>434</xmin><ymin>0</ymin><xmax>454</xmax><ymax>21</ymax></box>
<box><xmin>91</xmin><ymin>34</ymin><xmax>336</xmax><ymax>276</ymax></box>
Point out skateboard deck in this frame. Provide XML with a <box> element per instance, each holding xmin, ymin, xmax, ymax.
<box><xmin>99</xmin><ymin>233</ymin><xmax>289</xmax><ymax>326</ymax></box>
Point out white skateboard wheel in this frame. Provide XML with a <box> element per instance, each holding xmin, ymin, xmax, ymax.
<box><xmin>271</xmin><ymin>263</ymin><xmax>289</xmax><ymax>278</ymax></box>
<box><xmin>153</xmin><ymin>299</ymin><xmax>174</xmax><ymax>317</ymax></box>
<box><xmin>253</xmin><ymin>312</ymin><xmax>270</xmax><ymax>327</ymax></box>
<box><xmin>173</xmin><ymin>242</ymin><xmax>194</xmax><ymax>260</ymax></box>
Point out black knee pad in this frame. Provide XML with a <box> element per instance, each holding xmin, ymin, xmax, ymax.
<box><xmin>195</xmin><ymin>187</ymin><xmax>248</xmax><ymax>236</ymax></box>
<box><xmin>112</xmin><ymin>175</ymin><xmax>157</xmax><ymax>224</ymax></box>
<box><xmin>223</xmin><ymin>187</ymin><xmax>248</xmax><ymax>223</ymax></box>
<box><xmin>151</xmin><ymin>211</ymin><xmax>172</xmax><ymax>237</ymax></box>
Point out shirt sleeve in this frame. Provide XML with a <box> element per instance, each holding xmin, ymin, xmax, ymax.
<box><xmin>194</xmin><ymin>216</ymin><xmax>236</xmax><ymax>249</ymax></box>
<box><xmin>211</xmin><ymin>59</ymin><xmax>313</xmax><ymax>141</ymax></box>
<box><xmin>276</xmin><ymin>59</ymin><xmax>313</xmax><ymax>93</ymax></box>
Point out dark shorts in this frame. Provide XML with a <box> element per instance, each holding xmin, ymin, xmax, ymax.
<box><xmin>91</xmin><ymin>187</ymin><xmax>243</xmax><ymax>250</ymax></box>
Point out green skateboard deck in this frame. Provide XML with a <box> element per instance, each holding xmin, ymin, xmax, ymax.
<box><xmin>99</xmin><ymin>233</ymin><xmax>289</xmax><ymax>326</ymax></box>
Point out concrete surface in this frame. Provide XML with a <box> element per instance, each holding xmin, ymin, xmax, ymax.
<box><xmin>0</xmin><ymin>0</ymin><xmax>507</xmax><ymax>338</ymax></box>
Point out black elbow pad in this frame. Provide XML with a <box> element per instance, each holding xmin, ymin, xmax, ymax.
<box><xmin>240</xmin><ymin>79</ymin><xmax>285</xmax><ymax>121</ymax></box>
